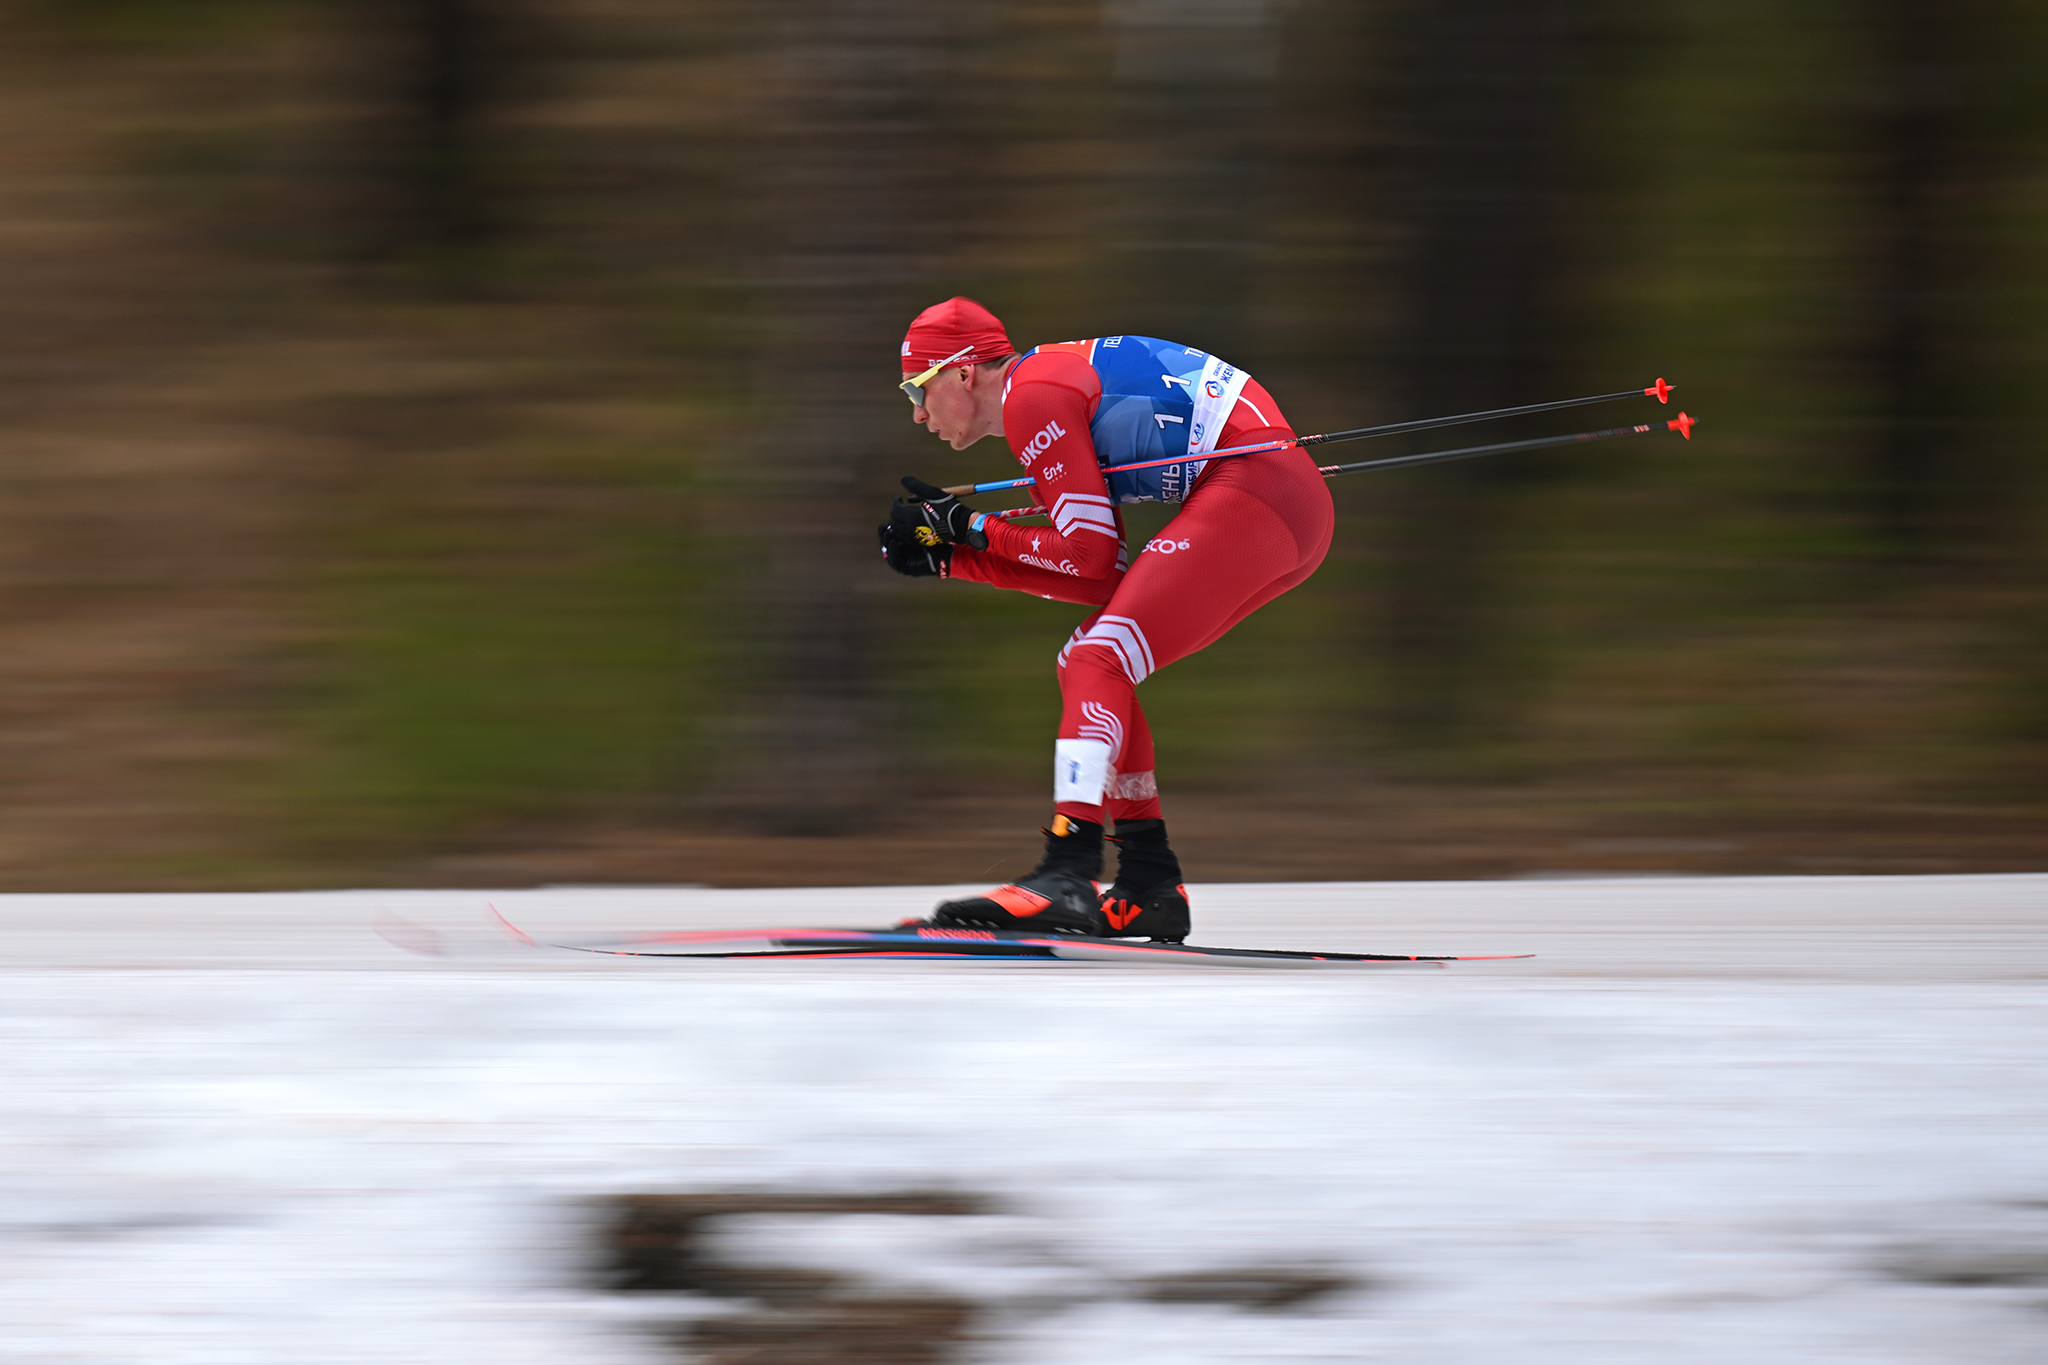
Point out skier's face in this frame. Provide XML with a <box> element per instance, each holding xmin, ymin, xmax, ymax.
<box><xmin>912</xmin><ymin>363</ymin><xmax>1001</xmax><ymax>449</ymax></box>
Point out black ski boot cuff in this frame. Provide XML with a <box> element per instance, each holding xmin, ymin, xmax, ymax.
<box><xmin>1035</xmin><ymin>815</ymin><xmax>1105</xmax><ymax>881</ymax></box>
<box><xmin>1108</xmin><ymin>818</ymin><xmax>1181</xmax><ymax>896</ymax></box>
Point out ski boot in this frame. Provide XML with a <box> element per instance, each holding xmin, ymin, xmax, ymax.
<box><xmin>923</xmin><ymin>815</ymin><xmax>1109</xmax><ymax>936</ymax></box>
<box><xmin>1097</xmin><ymin>819</ymin><xmax>1191</xmax><ymax>942</ymax></box>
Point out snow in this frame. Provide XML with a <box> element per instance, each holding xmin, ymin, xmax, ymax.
<box><xmin>3</xmin><ymin>876</ymin><xmax>2046</xmax><ymax>1363</ymax></box>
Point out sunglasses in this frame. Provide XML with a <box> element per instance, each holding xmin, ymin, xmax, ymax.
<box><xmin>899</xmin><ymin>346</ymin><xmax>976</xmax><ymax>407</ymax></box>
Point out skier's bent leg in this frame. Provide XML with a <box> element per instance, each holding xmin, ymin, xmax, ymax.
<box><xmin>1050</xmin><ymin>630</ymin><xmax>1189</xmax><ymax>940</ymax></box>
<box><xmin>1052</xmin><ymin>628</ymin><xmax>1142</xmax><ymax>826</ymax></box>
<box><xmin>931</xmin><ymin>455</ymin><xmax>1331</xmax><ymax>943</ymax></box>
<box><xmin>923</xmin><ymin>638</ymin><xmax>1116</xmax><ymax>936</ymax></box>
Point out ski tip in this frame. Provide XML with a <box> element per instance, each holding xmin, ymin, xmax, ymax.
<box><xmin>486</xmin><ymin>902</ymin><xmax>539</xmax><ymax>947</ymax></box>
<box><xmin>1667</xmin><ymin>411</ymin><xmax>1696</xmax><ymax>440</ymax></box>
<box><xmin>1645</xmin><ymin>377</ymin><xmax>1674</xmax><ymax>403</ymax></box>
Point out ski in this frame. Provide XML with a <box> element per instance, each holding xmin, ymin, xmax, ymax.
<box><xmin>522</xmin><ymin>922</ymin><xmax>1533</xmax><ymax>970</ymax></box>
<box><xmin>378</xmin><ymin>908</ymin><xmax>1533</xmax><ymax>970</ymax></box>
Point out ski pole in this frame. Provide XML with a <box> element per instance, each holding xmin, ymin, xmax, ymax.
<box><xmin>1315</xmin><ymin>412</ymin><xmax>1694</xmax><ymax>477</ymax></box>
<box><xmin>983</xmin><ymin>413</ymin><xmax>1697</xmax><ymax>521</ymax></box>
<box><xmin>941</xmin><ymin>378</ymin><xmax>1677</xmax><ymax>497</ymax></box>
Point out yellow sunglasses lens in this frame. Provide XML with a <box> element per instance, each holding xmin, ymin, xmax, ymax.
<box><xmin>902</xmin><ymin>369</ymin><xmax>940</xmax><ymax>406</ymax></box>
<box><xmin>900</xmin><ymin>347</ymin><xmax>973</xmax><ymax>407</ymax></box>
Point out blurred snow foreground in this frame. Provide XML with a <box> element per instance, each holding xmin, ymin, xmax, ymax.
<box><xmin>4</xmin><ymin>876</ymin><xmax>2047</xmax><ymax>1365</ymax></box>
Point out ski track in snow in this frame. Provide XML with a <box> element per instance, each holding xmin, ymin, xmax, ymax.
<box><xmin>3</xmin><ymin>875</ymin><xmax>2046</xmax><ymax>1364</ymax></box>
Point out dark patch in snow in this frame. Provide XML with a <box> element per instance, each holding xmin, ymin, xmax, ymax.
<box><xmin>600</xmin><ymin>1192</ymin><xmax>990</xmax><ymax>1295</ymax></box>
<box><xmin>676</xmin><ymin>1296</ymin><xmax>977</xmax><ymax>1365</ymax></box>
<box><xmin>1882</xmin><ymin>1246</ymin><xmax>2048</xmax><ymax>1287</ymax></box>
<box><xmin>1127</xmin><ymin>1266</ymin><xmax>1360</xmax><ymax>1310</ymax></box>
<box><xmin>598</xmin><ymin>1192</ymin><xmax>988</xmax><ymax>1363</ymax></box>
<box><xmin>594</xmin><ymin>1191</ymin><xmax>1369</xmax><ymax>1362</ymax></box>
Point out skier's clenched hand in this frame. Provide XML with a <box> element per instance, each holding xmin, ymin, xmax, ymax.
<box><xmin>889</xmin><ymin>475</ymin><xmax>988</xmax><ymax>551</ymax></box>
<box><xmin>877</xmin><ymin>521</ymin><xmax>951</xmax><ymax>578</ymax></box>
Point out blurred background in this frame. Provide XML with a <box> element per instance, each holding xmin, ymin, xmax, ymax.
<box><xmin>0</xmin><ymin>0</ymin><xmax>2042</xmax><ymax>890</ymax></box>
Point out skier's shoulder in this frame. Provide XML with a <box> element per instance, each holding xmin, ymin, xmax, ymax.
<box><xmin>1005</xmin><ymin>346</ymin><xmax>1101</xmax><ymax>403</ymax></box>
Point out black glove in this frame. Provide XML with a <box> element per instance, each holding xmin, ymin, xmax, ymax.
<box><xmin>878</xmin><ymin>521</ymin><xmax>952</xmax><ymax>578</ymax></box>
<box><xmin>890</xmin><ymin>475</ymin><xmax>989</xmax><ymax>552</ymax></box>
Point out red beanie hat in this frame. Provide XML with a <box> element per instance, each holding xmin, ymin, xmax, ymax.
<box><xmin>900</xmin><ymin>297</ymin><xmax>1016</xmax><ymax>373</ymax></box>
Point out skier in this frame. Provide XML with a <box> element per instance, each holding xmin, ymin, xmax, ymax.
<box><xmin>880</xmin><ymin>297</ymin><xmax>1334</xmax><ymax>942</ymax></box>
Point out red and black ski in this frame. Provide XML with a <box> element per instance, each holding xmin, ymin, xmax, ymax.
<box><xmin>526</xmin><ymin>922</ymin><xmax>1532</xmax><ymax>970</ymax></box>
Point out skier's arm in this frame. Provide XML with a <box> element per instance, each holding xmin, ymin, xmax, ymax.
<box><xmin>946</xmin><ymin>532</ymin><xmax>1122</xmax><ymax>605</ymax></box>
<box><xmin>974</xmin><ymin>351</ymin><xmax>1123</xmax><ymax>582</ymax></box>
<box><xmin>878</xmin><ymin>498</ymin><xmax>1123</xmax><ymax>603</ymax></box>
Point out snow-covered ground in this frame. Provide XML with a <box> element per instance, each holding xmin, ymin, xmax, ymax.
<box><xmin>4</xmin><ymin>875</ymin><xmax>2046</xmax><ymax>1363</ymax></box>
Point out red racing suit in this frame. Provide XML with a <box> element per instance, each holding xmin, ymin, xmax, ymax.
<box><xmin>945</xmin><ymin>343</ymin><xmax>1335</xmax><ymax>824</ymax></box>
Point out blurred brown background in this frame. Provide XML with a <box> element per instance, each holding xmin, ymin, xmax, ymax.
<box><xmin>1</xmin><ymin>0</ymin><xmax>2042</xmax><ymax>890</ymax></box>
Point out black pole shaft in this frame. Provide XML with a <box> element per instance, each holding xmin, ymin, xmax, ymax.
<box><xmin>981</xmin><ymin>418</ymin><xmax>1687</xmax><ymax>521</ymax></box>
<box><xmin>949</xmin><ymin>400</ymin><xmax>1687</xmax><ymax>500</ymax></box>
<box><xmin>1317</xmin><ymin>421</ymin><xmax>1669</xmax><ymax>478</ymax></box>
<box><xmin>1301</xmin><ymin>385</ymin><xmax>1669</xmax><ymax>447</ymax></box>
